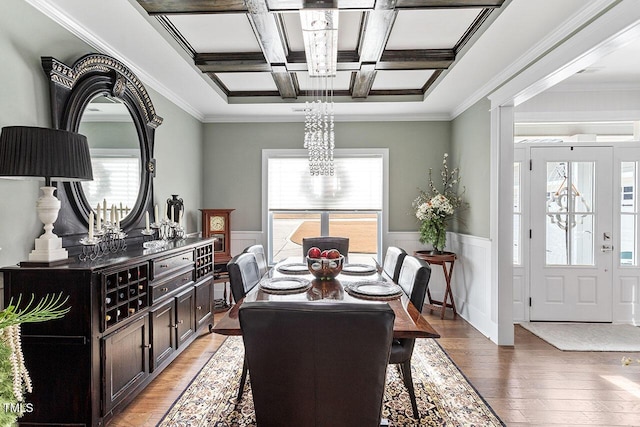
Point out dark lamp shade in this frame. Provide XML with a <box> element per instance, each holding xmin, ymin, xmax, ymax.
<box><xmin>0</xmin><ymin>126</ymin><xmax>93</xmax><ymax>182</ymax></box>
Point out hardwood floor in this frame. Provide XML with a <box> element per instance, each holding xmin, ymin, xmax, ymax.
<box><xmin>109</xmin><ymin>310</ymin><xmax>640</xmax><ymax>426</ymax></box>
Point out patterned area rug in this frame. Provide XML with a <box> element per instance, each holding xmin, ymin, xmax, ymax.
<box><xmin>158</xmin><ymin>336</ymin><xmax>504</xmax><ymax>426</ymax></box>
<box><xmin>519</xmin><ymin>322</ymin><xmax>640</xmax><ymax>351</ymax></box>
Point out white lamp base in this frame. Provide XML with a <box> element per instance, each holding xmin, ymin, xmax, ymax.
<box><xmin>26</xmin><ymin>186</ymin><xmax>68</xmax><ymax>264</ymax></box>
<box><xmin>28</xmin><ymin>235</ymin><xmax>68</xmax><ymax>262</ymax></box>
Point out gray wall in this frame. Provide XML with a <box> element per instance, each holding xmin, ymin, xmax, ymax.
<box><xmin>203</xmin><ymin>121</ymin><xmax>450</xmax><ymax>233</ymax></box>
<box><xmin>451</xmin><ymin>97</ymin><xmax>491</xmax><ymax>238</ymax></box>
<box><xmin>0</xmin><ymin>0</ymin><xmax>204</xmax><ymax>266</ymax></box>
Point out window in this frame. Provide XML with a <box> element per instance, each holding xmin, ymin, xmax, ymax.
<box><xmin>513</xmin><ymin>162</ymin><xmax>521</xmax><ymax>265</ymax></box>
<box><xmin>264</xmin><ymin>149</ymin><xmax>387</xmax><ymax>264</ymax></box>
<box><xmin>620</xmin><ymin>162</ymin><xmax>637</xmax><ymax>266</ymax></box>
<box><xmin>81</xmin><ymin>149</ymin><xmax>140</xmax><ymax>218</ymax></box>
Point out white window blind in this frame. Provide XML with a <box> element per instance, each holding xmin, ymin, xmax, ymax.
<box><xmin>82</xmin><ymin>153</ymin><xmax>140</xmax><ymax>211</ymax></box>
<box><xmin>268</xmin><ymin>155</ymin><xmax>383</xmax><ymax>210</ymax></box>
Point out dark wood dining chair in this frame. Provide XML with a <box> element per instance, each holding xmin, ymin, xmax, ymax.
<box><xmin>382</xmin><ymin>246</ymin><xmax>407</xmax><ymax>283</ymax></box>
<box><xmin>302</xmin><ymin>236</ymin><xmax>349</xmax><ymax>262</ymax></box>
<box><xmin>227</xmin><ymin>252</ymin><xmax>261</xmax><ymax>400</ymax></box>
<box><xmin>390</xmin><ymin>255</ymin><xmax>431</xmax><ymax>419</ymax></box>
<box><xmin>242</xmin><ymin>244</ymin><xmax>268</xmax><ymax>277</ymax></box>
<box><xmin>239</xmin><ymin>301</ymin><xmax>395</xmax><ymax>427</ymax></box>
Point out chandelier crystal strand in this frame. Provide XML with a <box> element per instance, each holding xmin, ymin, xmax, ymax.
<box><xmin>301</xmin><ymin>8</ymin><xmax>338</xmax><ymax>176</ymax></box>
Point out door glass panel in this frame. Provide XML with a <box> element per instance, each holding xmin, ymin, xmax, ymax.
<box><xmin>545</xmin><ymin>161</ymin><xmax>595</xmax><ymax>266</ymax></box>
<box><xmin>620</xmin><ymin>161</ymin><xmax>637</xmax><ymax>266</ymax></box>
<box><xmin>546</xmin><ymin>162</ymin><xmax>566</xmax><ymax>213</ymax></box>
<box><xmin>546</xmin><ymin>213</ymin><xmax>568</xmax><ymax>265</ymax></box>
<box><xmin>571</xmin><ymin>214</ymin><xmax>594</xmax><ymax>265</ymax></box>
<box><xmin>572</xmin><ymin>162</ymin><xmax>594</xmax><ymax>213</ymax></box>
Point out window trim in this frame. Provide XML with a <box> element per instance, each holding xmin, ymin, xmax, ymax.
<box><xmin>262</xmin><ymin>148</ymin><xmax>389</xmax><ymax>265</ymax></box>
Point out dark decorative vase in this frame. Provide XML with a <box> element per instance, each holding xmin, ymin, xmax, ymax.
<box><xmin>167</xmin><ymin>195</ymin><xmax>184</xmax><ymax>223</ymax></box>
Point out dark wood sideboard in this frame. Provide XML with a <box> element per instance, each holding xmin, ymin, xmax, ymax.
<box><xmin>1</xmin><ymin>237</ymin><xmax>216</xmax><ymax>426</ymax></box>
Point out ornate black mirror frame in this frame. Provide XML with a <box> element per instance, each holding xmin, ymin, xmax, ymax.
<box><xmin>42</xmin><ymin>53</ymin><xmax>163</xmax><ymax>251</ymax></box>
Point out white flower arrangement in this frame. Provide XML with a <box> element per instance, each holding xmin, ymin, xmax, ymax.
<box><xmin>413</xmin><ymin>153</ymin><xmax>465</xmax><ymax>252</ymax></box>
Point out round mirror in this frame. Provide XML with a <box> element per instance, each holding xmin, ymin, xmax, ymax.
<box><xmin>41</xmin><ymin>53</ymin><xmax>162</xmax><ymax>244</ymax></box>
<box><xmin>78</xmin><ymin>96</ymin><xmax>141</xmax><ymax>223</ymax></box>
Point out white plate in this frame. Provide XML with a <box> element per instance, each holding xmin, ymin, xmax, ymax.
<box><xmin>348</xmin><ymin>281</ymin><xmax>403</xmax><ymax>297</ymax></box>
<box><xmin>276</xmin><ymin>263</ymin><xmax>309</xmax><ymax>274</ymax></box>
<box><xmin>341</xmin><ymin>264</ymin><xmax>377</xmax><ymax>275</ymax></box>
<box><xmin>260</xmin><ymin>277</ymin><xmax>310</xmax><ymax>291</ymax></box>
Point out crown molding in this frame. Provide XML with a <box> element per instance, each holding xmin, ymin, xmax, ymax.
<box><xmin>202</xmin><ymin>112</ymin><xmax>451</xmax><ymax>123</ymax></box>
<box><xmin>24</xmin><ymin>0</ymin><xmax>205</xmax><ymax>122</ymax></box>
<box><xmin>452</xmin><ymin>0</ymin><xmax>617</xmax><ymax>119</ymax></box>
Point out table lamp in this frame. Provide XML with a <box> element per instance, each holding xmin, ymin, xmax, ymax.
<box><xmin>0</xmin><ymin>126</ymin><xmax>93</xmax><ymax>265</ymax></box>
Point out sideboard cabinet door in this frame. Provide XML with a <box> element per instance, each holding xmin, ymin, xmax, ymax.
<box><xmin>176</xmin><ymin>287</ymin><xmax>196</xmax><ymax>347</ymax></box>
<box><xmin>102</xmin><ymin>315</ymin><xmax>150</xmax><ymax>415</ymax></box>
<box><xmin>150</xmin><ymin>297</ymin><xmax>178</xmax><ymax>372</ymax></box>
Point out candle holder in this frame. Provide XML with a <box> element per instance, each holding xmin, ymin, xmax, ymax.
<box><xmin>78</xmin><ymin>224</ymin><xmax>127</xmax><ymax>262</ymax></box>
<box><xmin>78</xmin><ymin>236</ymin><xmax>102</xmax><ymax>262</ymax></box>
<box><xmin>153</xmin><ymin>219</ymin><xmax>185</xmax><ymax>242</ymax></box>
<box><xmin>141</xmin><ymin>228</ymin><xmax>156</xmax><ymax>242</ymax></box>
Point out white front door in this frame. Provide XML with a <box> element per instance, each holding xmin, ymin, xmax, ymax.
<box><xmin>530</xmin><ymin>146</ymin><xmax>613</xmax><ymax>321</ymax></box>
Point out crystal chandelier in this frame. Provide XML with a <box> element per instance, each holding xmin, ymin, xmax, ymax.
<box><xmin>301</xmin><ymin>8</ymin><xmax>338</xmax><ymax>176</ymax></box>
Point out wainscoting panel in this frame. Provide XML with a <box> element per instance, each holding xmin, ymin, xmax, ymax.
<box><xmin>614</xmin><ymin>273</ymin><xmax>640</xmax><ymax>325</ymax></box>
<box><xmin>387</xmin><ymin>232</ymin><xmax>495</xmax><ymax>339</ymax></box>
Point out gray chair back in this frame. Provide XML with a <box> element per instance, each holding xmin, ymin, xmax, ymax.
<box><xmin>302</xmin><ymin>236</ymin><xmax>349</xmax><ymax>262</ymax></box>
<box><xmin>227</xmin><ymin>252</ymin><xmax>261</xmax><ymax>303</ymax></box>
<box><xmin>243</xmin><ymin>244</ymin><xmax>268</xmax><ymax>277</ymax></box>
<box><xmin>382</xmin><ymin>246</ymin><xmax>407</xmax><ymax>283</ymax></box>
<box><xmin>397</xmin><ymin>255</ymin><xmax>431</xmax><ymax>311</ymax></box>
<box><xmin>239</xmin><ymin>301</ymin><xmax>394</xmax><ymax>427</ymax></box>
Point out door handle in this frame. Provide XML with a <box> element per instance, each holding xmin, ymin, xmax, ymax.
<box><xmin>601</xmin><ymin>245</ymin><xmax>613</xmax><ymax>252</ymax></box>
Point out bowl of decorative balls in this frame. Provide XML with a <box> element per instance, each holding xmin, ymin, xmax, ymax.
<box><xmin>306</xmin><ymin>247</ymin><xmax>345</xmax><ymax>280</ymax></box>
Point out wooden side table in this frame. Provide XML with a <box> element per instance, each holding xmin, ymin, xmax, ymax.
<box><xmin>414</xmin><ymin>250</ymin><xmax>457</xmax><ymax>319</ymax></box>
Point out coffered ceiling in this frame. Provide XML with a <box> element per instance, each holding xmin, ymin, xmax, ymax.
<box><xmin>135</xmin><ymin>0</ymin><xmax>504</xmax><ymax>104</ymax></box>
<box><xmin>27</xmin><ymin>0</ymin><xmax>627</xmax><ymax>121</ymax></box>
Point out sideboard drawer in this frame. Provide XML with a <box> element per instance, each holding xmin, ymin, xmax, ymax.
<box><xmin>152</xmin><ymin>251</ymin><xmax>194</xmax><ymax>279</ymax></box>
<box><xmin>150</xmin><ymin>270</ymin><xmax>194</xmax><ymax>303</ymax></box>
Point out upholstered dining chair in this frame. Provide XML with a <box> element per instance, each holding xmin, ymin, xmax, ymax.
<box><xmin>302</xmin><ymin>236</ymin><xmax>349</xmax><ymax>262</ymax></box>
<box><xmin>242</xmin><ymin>244</ymin><xmax>268</xmax><ymax>277</ymax></box>
<box><xmin>390</xmin><ymin>255</ymin><xmax>431</xmax><ymax>419</ymax></box>
<box><xmin>239</xmin><ymin>301</ymin><xmax>395</xmax><ymax>427</ymax></box>
<box><xmin>382</xmin><ymin>246</ymin><xmax>407</xmax><ymax>283</ymax></box>
<box><xmin>227</xmin><ymin>252</ymin><xmax>262</xmax><ymax>400</ymax></box>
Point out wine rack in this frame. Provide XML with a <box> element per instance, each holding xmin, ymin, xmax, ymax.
<box><xmin>195</xmin><ymin>243</ymin><xmax>214</xmax><ymax>279</ymax></box>
<box><xmin>103</xmin><ymin>263</ymin><xmax>149</xmax><ymax>331</ymax></box>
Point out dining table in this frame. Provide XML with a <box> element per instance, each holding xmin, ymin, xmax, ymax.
<box><xmin>212</xmin><ymin>258</ymin><xmax>440</xmax><ymax>339</ymax></box>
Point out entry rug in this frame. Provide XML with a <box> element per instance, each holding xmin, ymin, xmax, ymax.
<box><xmin>158</xmin><ymin>336</ymin><xmax>504</xmax><ymax>426</ymax></box>
<box><xmin>519</xmin><ymin>322</ymin><xmax>640</xmax><ymax>352</ymax></box>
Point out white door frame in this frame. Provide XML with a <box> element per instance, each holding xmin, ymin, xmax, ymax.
<box><xmin>487</xmin><ymin>1</ymin><xmax>640</xmax><ymax>345</ymax></box>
